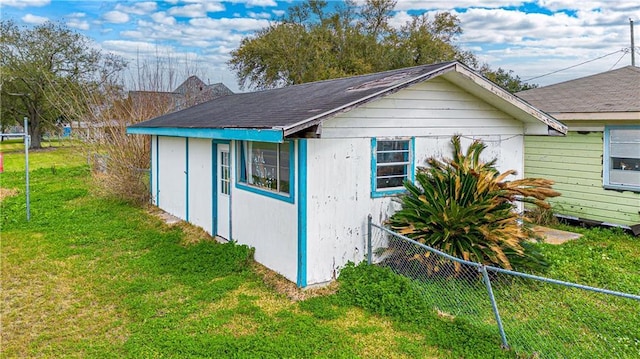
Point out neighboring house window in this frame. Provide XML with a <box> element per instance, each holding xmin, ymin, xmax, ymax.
<box><xmin>237</xmin><ymin>141</ymin><xmax>294</xmax><ymax>202</ymax></box>
<box><xmin>604</xmin><ymin>126</ymin><xmax>640</xmax><ymax>192</ymax></box>
<box><xmin>371</xmin><ymin>138</ymin><xmax>414</xmax><ymax>197</ymax></box>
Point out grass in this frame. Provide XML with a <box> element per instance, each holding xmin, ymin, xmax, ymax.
<box><xmin>0</xmin><ymin>150</ymin><xmax>462</xmax><ymax>358</ymax></box>
<box><xmin>365</xmin><ymin>227</ymin><xmax>640</xmax><ymax>358</ymax></box>
<box><xmin>1</xmin><ymin>138</ymin><xmax>86</xmax><ymax>172</ymax></box>
<box><xmin>2</xmin><ymin>146</ymin><xmax>638</xmax><ymax>358</ymax></box>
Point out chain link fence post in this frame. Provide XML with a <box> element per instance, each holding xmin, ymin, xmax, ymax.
<box><xmin>480</xmin><ymin>265</ymin><xmax>509</xmax><ymax>350</ymax></box>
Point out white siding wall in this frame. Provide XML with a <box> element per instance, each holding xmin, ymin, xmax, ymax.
<box><xmin>305</xmin><ymin>78</ymin><xmax>526</xmax><ymax>285</ymax></box>
<box><xmin>157</xmin><ymin>136</ymin><xmax>187</xmax><ymax>220</ymax></box>
<box><xmin>188</xmin><ymin>138</ymin><xmax>213</xmax><ymax>234</ymax></box>
<box><xmin>231</xmin><ymin>141</ymin><xmax>299</xmax><ymax>283</ymax></box>
<box><xmin>322</xmin><ymin>78</ymin><xmax>524</xmax><ymax>138</ymax></box>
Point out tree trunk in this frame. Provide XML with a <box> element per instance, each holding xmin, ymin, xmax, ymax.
<box><xmin>28</xmin><ymin>107</ymin><xmax>42</xmax><ymax>149</ymax></box>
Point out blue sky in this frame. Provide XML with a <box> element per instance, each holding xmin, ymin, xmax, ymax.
<box><xmin>1</xmin><ymin>0</ymin><xmax>639</xmax><ymax>92</ymax></box>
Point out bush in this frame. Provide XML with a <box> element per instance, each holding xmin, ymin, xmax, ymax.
<box><xmin>387</xmin><ymin>136</ymin><xmax>559</xmax><ymax>272</ymax></box>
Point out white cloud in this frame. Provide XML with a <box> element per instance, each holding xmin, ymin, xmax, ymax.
<box><xmin>22</xmin><ymin>13</ymin><xmax>49</xmax><ymax>24</ymax></box>
<box><xmin>537</xmin><ymin>0</ymin><xmax>605</xmax><ymax>11</ymax></box>
<box><xmin>167</xmin><ymin>2</ymin><xmax>225</xmax><ymax>17</ymax></box>
<box><xmin>65</xmin><ymin>12</ymin><xmax>89</xmax><ymax>30</ymax></box>
<box><xmin>0</xmin><ymin>0</ymin><xmax>49</xmax><ymax>9</ymax></box>
<box><xmin>228</xmin><ymin>0</ymin><xmax>278</xmax><ymax>7</ymax></box>
<box><xmin>188</xmin><ymin>17</ymin><xmax>270</xmax><ymax>32</ymax></box>
<box><xmin>151</xmin><ymin>11</ymin><xmax>177</xmax><ymax>26</ymax></box>
<box><xmin>102</xmin><ymin>40</ymin><xmax>175</xmax><ymax>55</ymax></box>
<box><xmin>392</xmin><ymin>0</ymin><xmax>523</xmax><ymax>11</ymax></box>
<box><xmin>67</xmin><ymin>18</ymin><xmax>89</xmax><ymax>30</ymax></box>
<box><xmin>115</xmin><ymin>2</ymin><xmax>157</xmax><ymax>16</ymax></box>
<box><xmin>247</xmin><ymin>11</ymin><xmax>272</xmax><ymax>19</ymax></box>
<box><xmin>103</xmin><ymin>10</ymin><xmax>130</xmax><ymax>24</ymax></box>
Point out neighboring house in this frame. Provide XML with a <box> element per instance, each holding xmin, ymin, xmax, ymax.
<box><xmin>518</xmin><ymin>66</ymin><xmax>640</xmax><ymax>230</ymax></box>
<box><xmin>128</xmin><ymin>76</ymin><xmax>234</xmax><ymax>118</ymax></box>
<box><xmin>68</xmin><ymin>76</ymin><xmax>233</xmax><ymax>140</ymax></box>
<box><xmin>127</xmin><ymin>61</ymin><xmax>567</xmax><ymax>287</ymax></box>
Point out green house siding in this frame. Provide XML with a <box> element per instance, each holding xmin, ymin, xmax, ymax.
<box><xmin>525</xmin><ymin>132</ymin><xmax>640</xmax><ymax>226</ymax></box>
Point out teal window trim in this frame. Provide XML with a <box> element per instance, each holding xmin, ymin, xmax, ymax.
<box><xmin>297</xmin><ymin>139</ymin><xmax>307</xmax><ymax>287</ymax></box>
<box><xmin>185</xmin><ymin>138</ymin><xmax>190</xmax><ymax>221</ymax></box>
<box><xmin>235</xmin><ymin>140</ymin><xmax>295</xmax><ymax>203</ymax></box>
<box><xmin>603</xmin><ymin>125</ymin><xmax>640</xmax><ymax>192</ymax></box>
<box><xmin>149</xmin><ymin>136</ymin><xmax>153</xmax><ymax>205</ymax></box>
<box><xmin>127</xmin><ymin>127</ymin><xmax>283</xmax><ymax>143</ymax></box>
<box><xmin>211</xmin><ymin>140</ymin><xmax>217</xmax><ymax>236</ymax></box>
<box><xmin>212</xmin><ymin>140</ymin><xmax>231</xmax><ymax>237</ymax></box>
<box><xmin>155</xmin><ymin>135</ymin><xmax>160</xmax><ymax>206</ymax></box>
<box><xmin>371</xmin><ymin>137</ymin><xmax>415</xmax><ymax>198</ymax></box>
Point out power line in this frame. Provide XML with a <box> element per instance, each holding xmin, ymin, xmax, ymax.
<box><xmin>609</xmin><ymin>49</ymin><xmax>629</xmax><ymax>70</ymax></box>
<box><xmin>523</xmin><ymin>49</ymin><xmax>627</xmax><ymax>82</ymax></box>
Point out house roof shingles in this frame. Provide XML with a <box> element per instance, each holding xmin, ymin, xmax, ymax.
<box><xmin>130</xmin><ymin>61</ymin><xmax>567</xmax><ymax>136</ymax></box>
<box><xmin>129</xmin><ymin>62</ymin><xmax>456</xmax><ymax>132</ymax></box>
<box><xmin>517</xmin><ymin>66</ymin><xmax>640</xmax><ymax>114</ymax></box>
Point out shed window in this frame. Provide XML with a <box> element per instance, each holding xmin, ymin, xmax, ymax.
<box><xmin>237</xmin><ymin>141</ymin><xmax>293</xmax><ymax>201</ymax></box>
<box><xmin>604</xmin><ymin>127</ymin><xmax>640</xmax><ymax>192</ymax></box>
<box><xmin>371</xmin><ymin>138</ymin><xmax>414</xmax><ymax>197</ymax></box>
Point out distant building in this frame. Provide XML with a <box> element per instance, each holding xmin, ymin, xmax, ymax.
<box><xmin>71</xmin><ymin>77</ymin><xmax>233</xmax><ymax>140</ymax></box>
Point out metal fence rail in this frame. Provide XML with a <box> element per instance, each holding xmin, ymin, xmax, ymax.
<box><xmin>366</xmin><ymin>216</ymin><xmax>640</xmax><ymax>358</ymax></box>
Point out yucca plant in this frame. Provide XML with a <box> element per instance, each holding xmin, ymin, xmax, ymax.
<box><xmin>387</xmin><ymin>135</ymin><xmax>559</xmax><ymax>274</ymax></box>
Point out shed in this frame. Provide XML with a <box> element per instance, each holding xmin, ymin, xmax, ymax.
<box><xmin>128</xmin><ymin>61</ymin><xmax>566</xmax><ymax>287</ymax></box>
<box><xmin>518</xmin><ymin>66</ymin><xmax>640</xmax><ymax>229</ymax></box>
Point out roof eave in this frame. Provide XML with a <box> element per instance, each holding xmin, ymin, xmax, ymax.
<box><xmin>448</xmin><ymin>63</ymin><xmax>568</xmax><ymax>135</ymax></box>
<box><xmin>126</xmin><ymin>126</ymin><xmax>284</xmax><ymax>143</ymax></box>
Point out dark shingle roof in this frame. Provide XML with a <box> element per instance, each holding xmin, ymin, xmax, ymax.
<box><xmin>517</xmin><ymin>66</ymin><xmax>640</xmax><ymax>113</ymax></box>
<box><xmin>129</xmin><ymin>62</ymin><xmax>456</xmax><ymax>134</ymax></box>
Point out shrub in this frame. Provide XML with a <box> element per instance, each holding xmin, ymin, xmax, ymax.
<box><xmin>387</xmin><ymin>135</ymin><xmax>559</xmax><ymax>272</ymax></box>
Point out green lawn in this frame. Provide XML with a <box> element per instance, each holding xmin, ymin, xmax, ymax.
<box><xmin>1</xmin><ymin>138</ymin><xmax>86</xmax><ymax>172</ymax></box>
<box><xmin>0</xmin><ymin>150</ymin><xmax>461</xmax><ymax>358</ymax></box>
<box><xmin>1</xmin><ymin>147</ymin><xmax>637</xmax><ymax>358</ymax></box>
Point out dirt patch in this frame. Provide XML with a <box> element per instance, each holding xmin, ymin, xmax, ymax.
<box><xmin>146</xmin><ymin>207</ymin><xmax>215</xmax><ymax>245</ymax></box>
<box><xmin>0</xmin><ymin>188</ymin><xmax>19</xmax><ymax>201</ymax></box>
<box><xmin>533</xmin><ymin>226</ymin><xmax>582</xmax><ymax>245</ymax></box>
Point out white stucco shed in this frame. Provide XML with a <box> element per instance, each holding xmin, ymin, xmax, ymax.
<box><xmin>128</xmin><ymin>61</ymin><xmax>566</xmax><ymax>287</ymax></box>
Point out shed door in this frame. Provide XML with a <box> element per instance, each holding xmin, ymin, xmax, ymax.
<box><xmin>216</xmin><ymin>144</ymin><xmax>231</xmax><ymax>239</ymax></box>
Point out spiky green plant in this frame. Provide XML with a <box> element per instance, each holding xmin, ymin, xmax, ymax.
<box><xmin>388</xmin><ymin>135</ymin><xmax>560</xmax><ymax>272</ymax></box>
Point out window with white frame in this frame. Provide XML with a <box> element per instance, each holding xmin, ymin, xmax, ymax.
<box><xmin>373</xmin><ymin>138</ymin><xmax>412</xmax><ymax>195</ymax></box>
<box><xmin>604</xmin><ymin>127</ymin><xmax>640</xmax><ymax>192</ymax></box>
<box><xmin>238</xmin><ymin>141</ymin><xmax>291</xmax><ymax>195</ymax></box>
<box><xmin>220</xmin><ymin>150</ymin><xmax>230</xmax><ymax>195</ymax></box>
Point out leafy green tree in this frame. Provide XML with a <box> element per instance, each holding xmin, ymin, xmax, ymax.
<box><xmin>0</xmin><ymin>20</ymin><xmax>125</xmax><ymax>148</ymax></box>
<box><xmin>480</xmin><ymin>66</ymin><xmax>538</xmax><ymax>93</ymax></box>
<box><xmin>387</xmin><ymin>136</ymin><xmax>559</xmax><ymax>272</ymax></box>
<box><xmin>229</xmin><ymin>0</ymin><xmax>536</xmax><ymax>92</ymax></box>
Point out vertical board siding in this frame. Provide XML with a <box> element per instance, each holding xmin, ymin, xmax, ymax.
<box><xmin>188</xmin><ymin>138</ymin><xmax>214</xmax><ymax>235</ymax></box>
<box><xmin>157</xmin><ymin>136</ymin><xmax>187</xmax><ymax>220</ymax></box>
<box><xmin>306</xmin><ymin>138</ymin><xmax>377</xmax><ymax>285</ymax></box>
<box><xmin>525</xmin><ymin>132</ymin><xmax>640</xmax><ymax>226</ymax></box>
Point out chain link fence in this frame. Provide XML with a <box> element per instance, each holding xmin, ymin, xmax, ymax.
<box><xmin>366</xmin><ymin>216</ymin><xmax>640</xmax><ymax>358</ymax></box>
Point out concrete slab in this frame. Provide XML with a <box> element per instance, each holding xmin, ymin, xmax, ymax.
<box><xmin>533</xmin><ymin>226</ymin><xmax>582</xmax><ymax>245</ymax></box>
